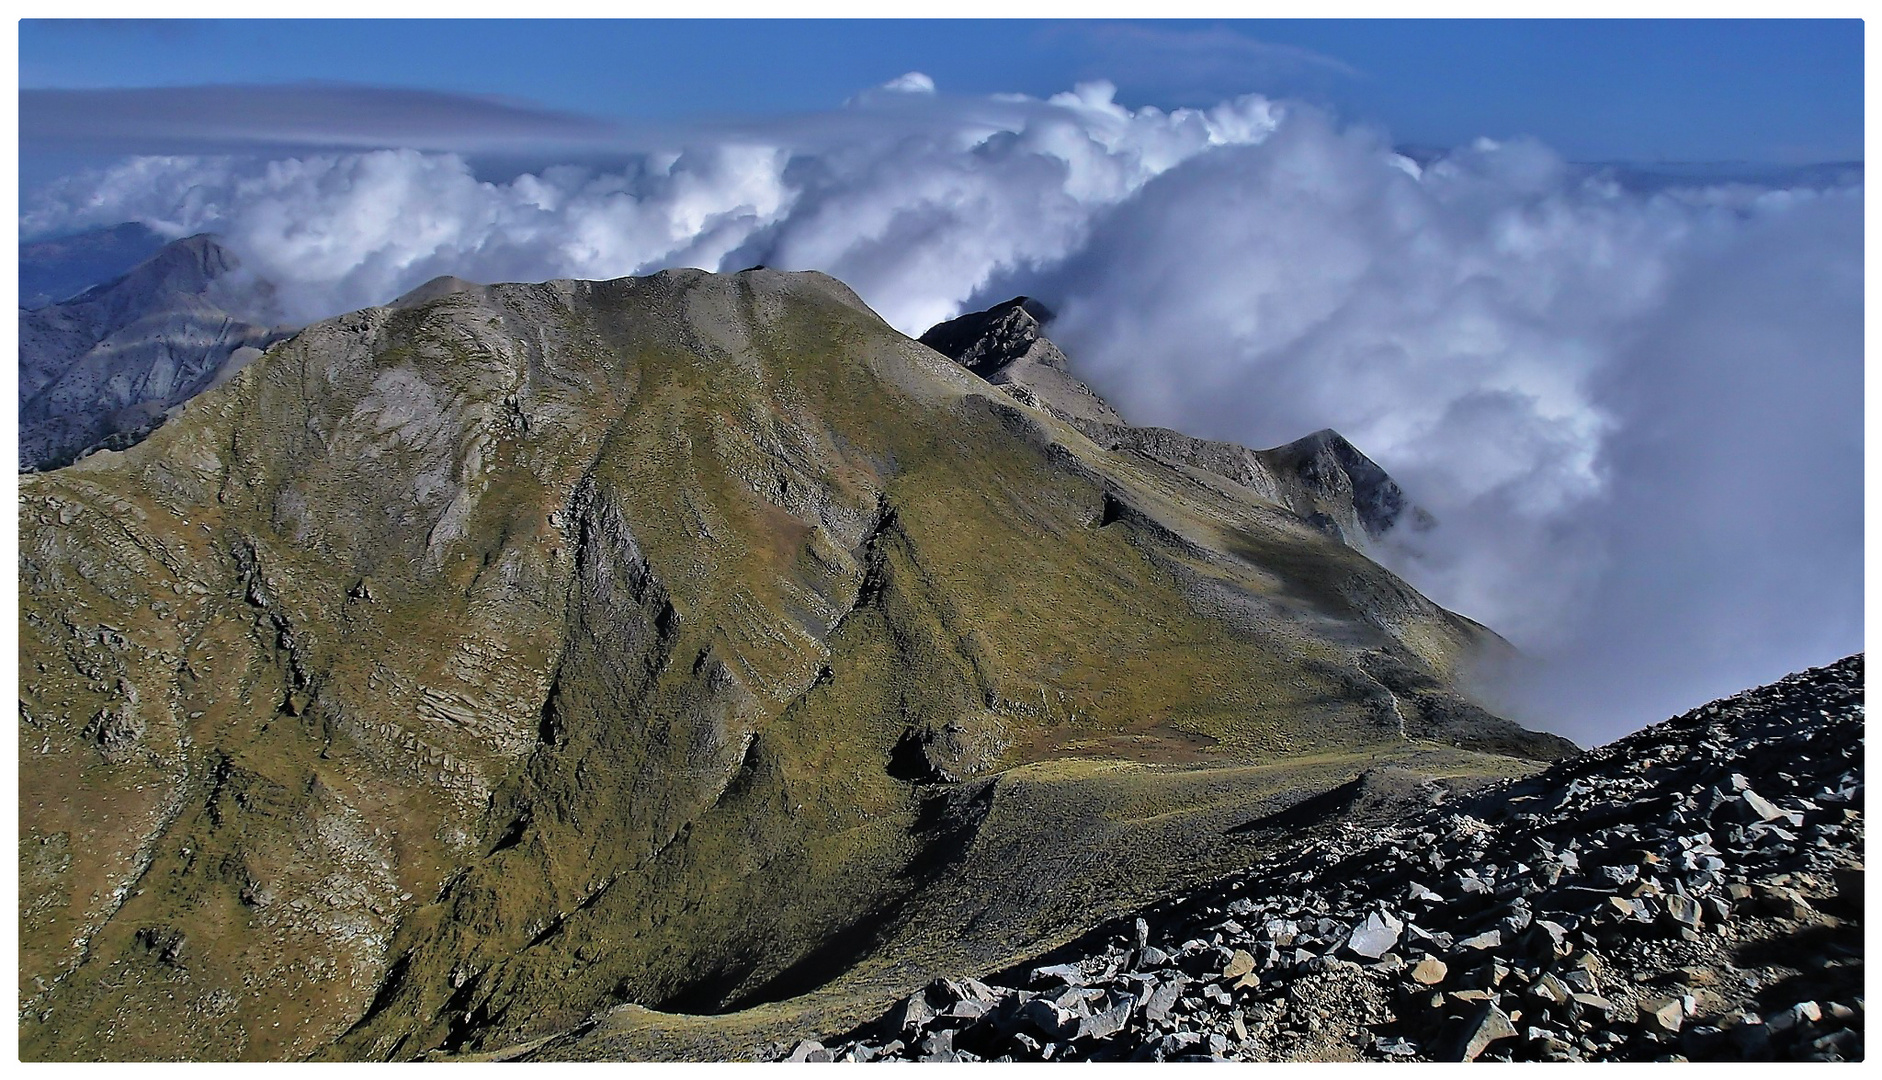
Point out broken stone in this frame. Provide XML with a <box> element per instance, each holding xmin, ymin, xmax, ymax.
<box><xmin>1374</xmin><ymin>1036</ymin><xmax>1417</xmax><ymax>1057</ymax></box>
<box><xmin>1570</xmin><ymin>993</ymin><xmax>1616</xmax><ymax>1021</ymax></box>
<box><xmin>943</xmin><ymin>998</ymin><xmax>991</xmax><ymax>1021</ymax></box>
<box><xmin>1740</xmin><ymin>789</ymin><xmax>1788</xmax><ymax>823</ymax></box>
<box><xmin>1639</xmin><ymin>997</ymin><xmax>1684</xmax><ymax>1036</ymax></box>
<box><xmin>1020</xmin><ymin>997</ymin><xmax>1080</xmax><ymax>1041</ymax></box>
<box><xmin>1143</xmin><ymin>978</ymin><xmax>1185</xmax><ymax>1025</ymax></box>
<box><xmin>1031</xmin><ymin>963</ymin><xmax>1085</xmax><ymax>988</ymax></box>
<box><xmin>1606</xmin><ymin>896</ymin><xmax>1651</xmax><ymax>922</ymax></box>
<box><xmin>1663</xmin><ymin>893</ymin><xmax>1703</xmax><ymax>929</ymax></box>
<box><xmin>785</xmin><ymin>1040</ymin><xmax>828</xmax><ymax>1062</ymax></box>
<box><xmin>917</xmin><ymin>1029</ymin><xmax>954</xmax><ymax>1058</ymax></box>
<box><xmin>1757</xmin><ymin>884</ymin><xmax>1814</xmax><ymax>920</ymax></box>
<box><xmin>958</xmin><ymin>977</ymin><xmax>999</xmax><ymax>1004</ymax></box>
<box><xmin>891</xmin><ymin>992</ymin><xmax>935</xmax><ymax>1033</ymax></box>
<box><xmin>1345</xmin><ymin>910</ymin><xmax>1404</xmax><ymax>959</ymax></box>
<box><xmin>1456</xmin><ymin>929</ymin><xmax>1502</xmax><ymax>952</ymax></box>
<box><xmin>1221</xmin><ymin>949</ymin><xmax>1256</xmax><ymax>981</ymax></box>
<box><xmin>1528</xmin><ymin>973</ymin><xmax>1570</xmax><ymax>1007</ymax></box>
<box><xmin>1443</xmin><ymin>1002</ymin><xmax>1520</xmax><ymax>1062</ymax></box>
<box><xmin>1077</xmin><ymin>996</ymin><xmax>1134</xmax><ymax>1041</ymax></box>
<box><xmin>1409</xmin><ymin>956</ymin><xmax>1449</xmax><ymax>986</ymax></box>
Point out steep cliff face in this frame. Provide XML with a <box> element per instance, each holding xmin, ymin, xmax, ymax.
<box><xmin>18</xmin><ymin>234</ymin><xmax>286</xmax><ymax>471</ymax></box>
<box><xmin>18</xmin><ymin>268</ymin><xmax>1566</xmax><ymax>1061</ymax></box>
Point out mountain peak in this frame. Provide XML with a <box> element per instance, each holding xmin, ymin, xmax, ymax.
<box><xmin>69</xmin><ymin>232</ymin><xmax>238</xmax><ymax>304</ymax></box>
<box><xmin>918</xmin><ymin>306</ymin><xmax>1427</xmax><ymax>547</ymax></box>
<box><xmin>918</xmin><ymin>295</ymin><xmax>1057</xmax><ymax>376</ymax></box>
<box><xmin>1263</xmin><ymin>427</ymin><xmax>1413</xmax><ymax>540</ymax></box>
<box><xmin>393</xmin><ymin>274</ymin><xmax>483</xmax><ymax>308</ymax></box>
<box><xmin>19</xmin><ymin>221</ymin><xmax>170</xmax><ymax>309</ymax></box>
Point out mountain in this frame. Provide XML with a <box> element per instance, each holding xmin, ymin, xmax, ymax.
<box><xmin>18</xmin><ymin>233</ymin><xmax>287</xmax><ymax>471</ymax></box>
<box><xmin>19</xmin><ymin>221</ymin><xmax>170</xmax><ymax>310</ymax></box>
<box><xmin>18</xmin><ymin>266</ymin><xmax>1568</xmax><ymax>1061</ymax></box>
<box><xmin>920</xmin><ymin>297</ymin><xmax>1428</xmax><ymax>548</ymax></box>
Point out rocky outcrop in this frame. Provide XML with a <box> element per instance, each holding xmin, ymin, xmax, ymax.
<box><xmin>918</xmin><ymin>297</ymin><xmax>1126</xmax><ymax>427</ymax></box>
<box><xmin>18</xmin><ymin>233</ymin><xmax>287</xmax><ymax>471</ymax></box>
<box><xmin>775</xmin><ymin>654</ymin><xmax>1863</xmax><ymax>1062</ymax></box>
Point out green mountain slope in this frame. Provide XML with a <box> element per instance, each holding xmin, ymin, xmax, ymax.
<box><xmin>18</xmin><ymin>268</ymin><xmax>1567</xmax><ymax>1061</ymax></box>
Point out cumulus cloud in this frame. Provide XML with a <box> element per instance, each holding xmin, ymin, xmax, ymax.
<box><xmin>879</xmin><ymin>71</ymin><xmax>938</xmax><ymax>95</ymax></box>
<box><xmin>1022</xmin><ymin>119</ymin><xmax>1861</xmax><ymax>742</ymax></box>
<box><xmin>20</xmin><ymin>80</ymin><xmax>1862</xmax><ymax>745</ymax></box>
<box><xmin>24</xmin><ymin>81</ymin><xmax>1281</xmax><ymax>329</ymax></box>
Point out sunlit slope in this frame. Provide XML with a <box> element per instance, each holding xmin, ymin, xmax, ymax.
<box><xmin>19</xmin><ymin>267</ymin><xmax>1564</xmax><ymax>1061</ymax></box>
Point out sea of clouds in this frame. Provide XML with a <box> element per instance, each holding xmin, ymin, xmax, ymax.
<box><xmin>21</xmin><ymin>76</ymin><xmax>1863</xmax><ymax>744</ymax></box>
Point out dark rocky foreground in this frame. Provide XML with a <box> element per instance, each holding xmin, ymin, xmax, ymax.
<box><xmin>770</xmin><ymin>654</ymin><xmax>1864</xmax><ymax>1063</ymax></box>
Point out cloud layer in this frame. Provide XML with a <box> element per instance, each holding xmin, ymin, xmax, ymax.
<box><xmin>22</xmin><ymin>77</ymin><xmax>1863</xmax><ymax>744</ymax></box>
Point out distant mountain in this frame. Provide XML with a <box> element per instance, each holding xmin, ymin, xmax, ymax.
<box><xmin>1390</xmin><ymin>146</ymin><xmax>1862</xmax><ymax>194</ymax></box>
<box><xmin>921</xmin><ymin>297</ymin><xmax>1430</xmax><ymax>548</ymax></box>
<box><xmin>19</xmin><ymin>266</ymin><xmax>1567</xmax><ymax>1061</ymax></box>
<box><xmin>1579</xmin><ymin>160</ymin><xmax>1864</xmax><ymax>194</ymax></box>
<box><xmin>19</xmin><ymin>221</ymin><xmax>169</xmax><ymax>310</ymax></box>
<box><xmin>18</xmin><ymin>233</ymin><xmax>288</xmax><ymax>471</ymax></box>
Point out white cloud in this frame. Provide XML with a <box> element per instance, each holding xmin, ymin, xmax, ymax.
<box><xmin>24</xmin><ymin>83</ymin><xmax>1281</xmax><ymax>329</ymax></box>
<box><xmin>20</xmin><ymin>82</ymin><xmax>1862</xmax><ymax>745</ymax></box>
<box><xmin>880</xmin><ymin>72</ymin><xmax>937</xmax><ymax>95</ymax></box>
<box><xmin>1028</xmin><ymin>112</ymin><xmax>1860</xmax><ymax>742</ymax></box>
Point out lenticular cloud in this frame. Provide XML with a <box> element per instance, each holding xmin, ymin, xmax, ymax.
<box><xmin>21</xmin><ymin>77</ymin><xmax>1863</xmax><ymax>745</ymax></box>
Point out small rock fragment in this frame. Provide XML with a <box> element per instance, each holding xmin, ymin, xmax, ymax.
<box><xmin>1443</xmin><ymin>1002</ymin><xmax>1520</xmax><ymax>1062</ymax></box>
<box><xmin>1409</xmin><ymin>956</ymin><xmax>1449</xmax><ymax>986</ymax></box>
<box><xmin>786</xmin><ymin>1040</ymin><xmax>829</xmax><ymax>1062</ymax></box>
<box><xmin>1345</xmin><ymin>909</ymin><xmax>1404</xmax><ymax>959</ymax></box>
<box><xmin>1639</xmin><ymin>997</ymin><xmax>1684</xmax><ymax>1036</ymax></box>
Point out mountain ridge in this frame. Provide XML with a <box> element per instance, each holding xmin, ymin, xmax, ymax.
<box><xmin>919</xmin><ymin>296</ymin><xmax>1429</xmax><ymax>549</ymax></box>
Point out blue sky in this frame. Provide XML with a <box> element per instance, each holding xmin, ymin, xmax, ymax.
<box><xmin>18</xmin><ymin>18</ymin><xmax>1865</xmax><ymax>165</ymax></box>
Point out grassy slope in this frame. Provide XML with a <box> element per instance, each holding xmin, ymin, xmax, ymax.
<box><xmin>20</xmin><ymin>269</ymin><xmax>1553</xmax><ymax>1061</ymax></box>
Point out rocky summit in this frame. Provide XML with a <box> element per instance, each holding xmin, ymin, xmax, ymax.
<box><xmin>765</xmin><ymin>654</ymin><xmax>1864</xmax><ymax>1063</ymax></box>
<box><xmin>16</xmin><ymin>262</ymin><xmax>1702</xmax><ymax>1064</ymax></box>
